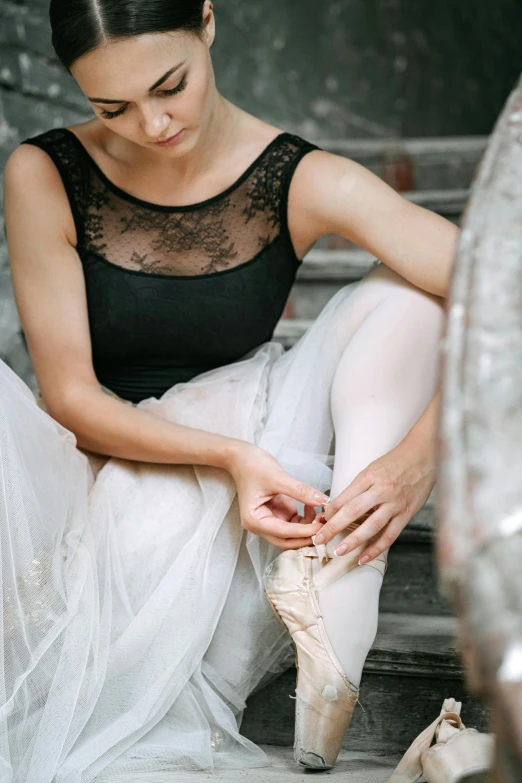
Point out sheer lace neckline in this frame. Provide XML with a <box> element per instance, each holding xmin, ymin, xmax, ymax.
<box><xmin>62</xmin><ymin>127</ymin><xmax>289</xmax><ymax>213</ymax></box>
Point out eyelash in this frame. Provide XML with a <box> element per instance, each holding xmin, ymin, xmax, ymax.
<box><xmin>100</xmin><ymin>76</ymin><xmax>188</xmax><ymax>120</ymax></box>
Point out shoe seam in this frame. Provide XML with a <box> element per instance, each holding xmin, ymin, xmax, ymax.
<box><xmin>305</xmin><ymin>558</ymin><xmax>358</xmax><ymax>696</ymax></box>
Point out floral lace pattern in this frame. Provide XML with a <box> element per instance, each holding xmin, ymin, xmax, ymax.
<box><xmin>22</xmin><ymin>128</ymin><xmax>320</xmax><ymax>277</ymax></box>
<box><xmin>20</xmin><ymin>127</ymin><xmax>321</xmax><ymax>402</ymax></box>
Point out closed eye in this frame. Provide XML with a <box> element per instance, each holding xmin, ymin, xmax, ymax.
<box><xmin>100</xmin><ymin>76</ymin><xmax>188</xmax><ymax>120</ymax></box>
<box><xmin>160</xmin><ymin>76</ymin><xmax>188</xmax><ymax>97</ymax></box>
<box><xmin>100</xmin><ymin>105</ymin><xmax>128</xmax><ymax>120</ymax></box>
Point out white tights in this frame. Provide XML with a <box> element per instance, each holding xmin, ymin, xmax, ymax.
<box><xmin>315</xmin><ymin>263</ymin><xmax>444</xmax><ymax>686</ymax></box>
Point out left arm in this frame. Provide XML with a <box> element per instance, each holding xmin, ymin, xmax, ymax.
<box><xmin>287</xmin><ymin>151</ymin><xmax>455</xmax><ymax>556</ymax></box>
<box><xmin>288</xmin><ymin>149</ymin><xmax>459</xmax><ymax>297</ymax></box>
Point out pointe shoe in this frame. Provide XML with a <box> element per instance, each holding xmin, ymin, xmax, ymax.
<box><xmin>263</xmin><ymin>539</ymin><xmax>388</xmax><ymax>770</ymax></box>
<box><xmin>388</xmin><ymin>698</ymin><xmax>494</xmax><ymax>783</ymax></box>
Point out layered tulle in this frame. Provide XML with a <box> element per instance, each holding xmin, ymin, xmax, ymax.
<box><xmin>0</xmin><ymin>281</ymin><xmax>362</xmax><ymax>782</ymax></box>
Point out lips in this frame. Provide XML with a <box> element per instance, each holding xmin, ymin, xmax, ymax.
<box><xmin>154</xmin><ymin>129</ymin><xmax>184</xmax><ymax>147</ymax></box>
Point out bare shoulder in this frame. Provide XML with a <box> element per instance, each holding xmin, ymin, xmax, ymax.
<box><xmin>5</xmin><ymin>141</ymin><xmax>64</xmax><ymax>198</ymax></box>
<box><xmin>4</xmin><ymin>142</ymin><xmax>53</xmax><ymax>186</ymax></box>
<box><xmin>287</xmin><ymin>147</ymin><xmax>406</xmax><ymax>255</ymax></box>
<box><xmin>4</xmin><ymin>142</ymin><xmax>77</xmax><ymax>246</ymax></box>
<box><xmin>290</xmin><ymin>147</ymin><xmax>369</xmax><ymax>201</ymax></box>
<box><xmin>286</xmin><ymin>148</ymin><xmax>359</xmax><ymax>256</ymax></box>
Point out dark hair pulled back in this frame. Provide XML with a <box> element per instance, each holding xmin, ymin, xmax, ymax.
<box><xmin>49</xmin><ymin>0</ymin><xmax>206</xmax><ymax>71</ymax></box>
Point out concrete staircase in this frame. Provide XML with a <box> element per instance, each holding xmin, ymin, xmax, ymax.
<box><xmin>238</xmin><ymin>136</ymin><xmax>491</xmax><ymax>778</ymax></box>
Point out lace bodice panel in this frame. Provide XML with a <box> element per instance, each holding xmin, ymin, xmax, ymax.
<box><xmin>20</xmin><ymin>128</ymin><xmax>321</xmax><ymax>402</ymax></box>
<box><xmin>24</xmin><ymin>128</ymin><xmax>317</xmax><ymax>276</ymax></box>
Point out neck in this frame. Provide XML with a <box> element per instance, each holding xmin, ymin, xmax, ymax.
<box><xmin>107</xmin><ymin>91</ymin><xmax>241</xmax><ymax>186</ymax></box>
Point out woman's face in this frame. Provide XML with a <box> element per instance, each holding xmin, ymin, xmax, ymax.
<box><xmin>70</xmin><ymin>18</ymin><xmax>216</xmax><ymax>155</ymax></box>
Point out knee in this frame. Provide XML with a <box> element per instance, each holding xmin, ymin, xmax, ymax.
<box><xmin>368</xmin><ymin>262</ymin><xmax>439</xmax><ymax>301</ymax></box>
<box><xmin>346</xmin><ymin>262</ymin><xmax>444</xmax><ymax>328</ymax></box>
<box><xmin>373</xmin><ymin>263</ymin><xmax>445</xmax><ymax>332</ymax></box>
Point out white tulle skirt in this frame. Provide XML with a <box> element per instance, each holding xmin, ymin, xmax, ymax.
<box><xmin>0</xmin><ymin>281</ymin><xmax>365</xmax><ymax>782</ymax></box>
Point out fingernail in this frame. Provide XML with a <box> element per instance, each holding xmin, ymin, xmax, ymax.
<box><xmin>335</xmin><ymin>545</ymin><xmax>348</xmax><ymax>556</ymax></box>
<box><xmin>314</xmin><ymin>533</ymin><xmax>325</xmax><ymax>545</ymax></box>
<box><xmin>314</xmin><ymin>493</ymin><xmax>330</xmax><ymax>504</ymax></box>
<box><xmin>359</xmin><ymin>555</ymin><xmax>370</xmax><ymax>565</ymax></box>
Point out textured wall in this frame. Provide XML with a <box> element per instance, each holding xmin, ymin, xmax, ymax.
<box><xmin>1</xmin><ymin>0</ymin><xmax>521</xmax><ymax>383</ymax></box>
<box><xmin>2</xmin><ymin>1</ymin><xmax>521</xmax><ymax>162</ymax></box>
<box><xmin>438</xmin><ymin>74</ymin><xmax>522</xmax><ymax>777</ymax></box>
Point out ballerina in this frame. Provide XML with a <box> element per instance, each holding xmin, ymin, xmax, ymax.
<box><xmin>1</xmin><ymin>0</ymin><xmax>457</xmax><ymax>780</ymax></box>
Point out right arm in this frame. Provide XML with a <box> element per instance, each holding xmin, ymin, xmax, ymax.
<box><xmin>4</xmin><ymin>143</ymin><xmax>239</xmax><ymax>469</ymax></box>
<box><xmin>3</xmin><ymin>144</ymin><xmax>327</xmax><ymax>547</ymax></box>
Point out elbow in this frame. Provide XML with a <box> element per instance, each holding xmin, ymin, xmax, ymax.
<box><xmin>40</xmin><ymin>381</ymin><xmax>100</xmax><ymax>442</ymax></box>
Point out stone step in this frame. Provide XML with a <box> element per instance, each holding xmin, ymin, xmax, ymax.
<box><xmin>242</xmin><ymin>613</ymin><xmax>490</xmax><ymax>756</ymax></box>
<box><xmin>384</xmin><ymin>495</ymin><xmax>452</xmax><ymax>616</ymax></box>
<box><xmin>291</xmin><ymin>249</ymin><xmax>371</xmax><ymax>320</ymax></box>
<box><xmin>180</xmin><ymin>746</ymin><xmax>399</xmax><ymax>782</ymax></box>
<box><xmin>380</xmin><ymin>530</ymin><xmax>452</xmax><ymax>617</ymax></box>
<box><xmin>298</xmin><ymin>248</ymin><xmax>375</xmax><ymax>281</ymax></box>
<box><xmin>321</xmin><ymin>136</ymin><xmax>487</xmax><ymax>192</ymax></box>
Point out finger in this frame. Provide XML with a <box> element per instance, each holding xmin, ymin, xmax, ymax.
<box><xmin>277</xmin><ymin>475</ymin><xmax>330</xmax><ymax>510</ymax></box>
<box><xmin>314</xmin><ymin>489</ymin><xmax>380</xmax><ymax>545</ymax></box>
<box><xmin>323</xmin><ymin>473</ymin><xmax>373</xmax><ymax>522</ymax></box>
<box><xmin>272</xmin><ymin>494</ymin><xmax>298</xmax><ymax>514</ymax></box>
<box><xmin>247</xmin><ymin>515</ymin><xmax>325</xmax><ymax>540</ymax></box>
<box><xmin>332</xmin><ymin>507</ymin><xmax>393</xmax><ymax>556</ymax></box>
<box><xmin>356</xmin><ymin>516</ymin><xmax>405</xmax><ymax>564</ymax></box>
<box><xmin>268</xmin><ymin>494</ymin><xmax>300</xmax><ymax>522</ymax></box>
<box><xmin>302</xmin><ymin>503</ymin><xmax>317</xmax><ymax>525</ymax></box>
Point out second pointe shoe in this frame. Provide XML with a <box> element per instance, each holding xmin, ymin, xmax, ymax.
<box><xmin>388</xmin><ymin>698</ymin><xmax>494</xmax><ymax>783</ymax></box>
<box><xmin>263</xmin><ymin>539</ymin><xmax>388</xmax><ymax>770</ymax></box>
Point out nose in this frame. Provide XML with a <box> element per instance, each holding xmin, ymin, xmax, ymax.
<box><xmin>139</xmin><ymin>102</ymin><xmax>171</xmax><ymax>140</ymax></box>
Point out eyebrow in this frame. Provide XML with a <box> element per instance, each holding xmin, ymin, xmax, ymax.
<box><xmin>87</xmin><ymin>61</ymin><xmax>186</xmax><ymax>104</ymax></box>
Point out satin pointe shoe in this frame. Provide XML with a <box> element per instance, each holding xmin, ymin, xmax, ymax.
<box><xmin>263</xmin><ymin>535</ymin><xmax>388</xmax><ymax>770</ymax></box>
<box><xmin>388</xmin><ymin>698</ymin><xmax>494</xmax><ymax>783</ymax></box>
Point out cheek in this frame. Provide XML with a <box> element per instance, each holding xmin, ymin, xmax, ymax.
<box><xmin>110</xmin><ymin>117</ymin><xmax>140</xmax><ymax>141</ymax></box>
<box><xmin>184</xmin><ymin>66</ymin><xmax>214</xmax><ymax>117</ymax></box>
<box><xmin>188</xmin><ymin>85</ymin><xmax>210</xmax><ymax>118</ymax></box>
<box><xmin>167</xmin><ymin>88</ymin><xmax>208</xmax><ymax>126</ymax></box>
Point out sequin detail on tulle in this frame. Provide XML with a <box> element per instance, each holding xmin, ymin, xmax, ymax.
<box><xmin>210</xmin><ymin>728</ymin><xmax>226</xmax><ymax>752</ymax></box>
<box><xmin>3</xmin><ymin>555</ymin><xmax>57</xmax><ymax>635</ymax></box>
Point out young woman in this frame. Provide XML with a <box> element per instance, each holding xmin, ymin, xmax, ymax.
<box><xmin>1</xmin><ymin>0</ymin><xmax>456</xmax><ymax>779</ymax></box>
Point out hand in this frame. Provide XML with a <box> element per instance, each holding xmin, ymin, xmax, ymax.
<box><xmin>228</xmin><ymin>443</ymin><xmax>328</xmax><ymax>550</ymax></box>
<box><xmin>313</xmin><ymin>440</ymin><xmax>436</xmax><ymax>564</ymax></box>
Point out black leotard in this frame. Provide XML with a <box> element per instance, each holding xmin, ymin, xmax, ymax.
<box><xmin>20</xmin><ymin>128</ymin><xmax>320</xmax><ymax>403</ymax></box>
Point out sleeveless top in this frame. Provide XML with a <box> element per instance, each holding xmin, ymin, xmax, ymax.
<box><xmin>20</xmin><ymin>128</ymin><xmax>321</xmax><ymax>403</ymax></box>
